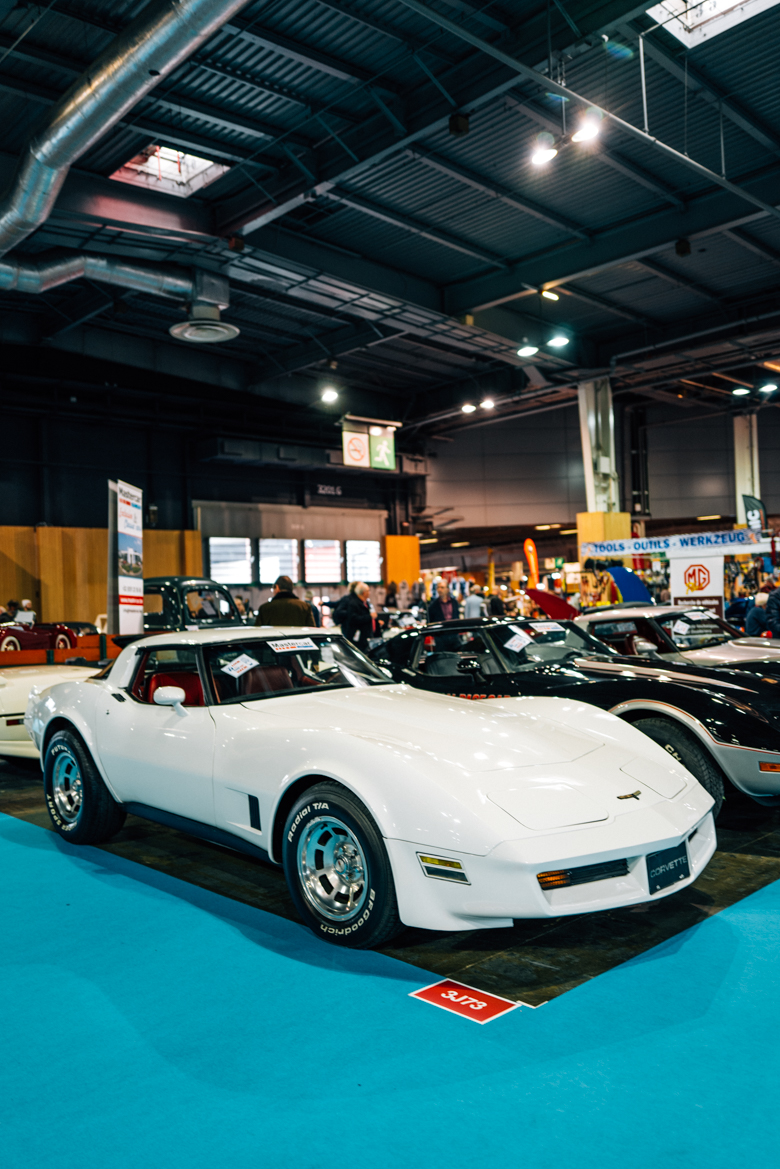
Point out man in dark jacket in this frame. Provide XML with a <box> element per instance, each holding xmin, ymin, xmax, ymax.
<box><xmin>256</xmin><ymin>576</ymin><xmax>315</xmax><ymax>626</ymax></box>
<box><xmin>488</xmin><ymin>589</ymin><xmax>505</xmax><ymax>616</ymax></box>
<box><xmin>427</xmin><ymin>582</ymin><xmax>458</xmax><ymax>623</ymax></box>
<box><xmin>340</xmin><ymin>581</ymin><xmax>374</xmax><ymax>645</ymax></box>
<box><xmin>763</xmin><ymin>587</ymin><xmax>780</xmax><ymax>637</ymax></box>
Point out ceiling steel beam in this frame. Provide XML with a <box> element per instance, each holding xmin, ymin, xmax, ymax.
<box><xmin>397</xmin><ymin>0</ymin><xmax>780</xmax><ymax>223</ymax></box>
<box><xmin>619</xmin><ymin>19</ymin><xmax>780</xmax><ymax>159</ymax></box>
<box><xmin>504</xmin><ymin>96</ymin><xmax>684</xmax><ymax>209</ymax></box>
<box><xmin>445</xmin><ymin>165</ymin><xmax>780</xmax><ymax>314</ymax></box>
<box><xmin>251</xmin><ymin>320</ymin><xmax>405</xmax><ymax>379</ymax></box>
<box><xmin>320</xmin><ymin>189</ymin><xmax>507</xmax><ymax>267</ymax></box>
<box><xmin>558</xmin><ymin>284</ymin><xmax>656</xmax><ymax>324</ymax></box>
<box><xmin>406</xmin><ymin>145</ymin><xmax>591</xmax><ymax>240</ymax></box>
<box><xmin>216</xmin><ymin>0</ymin><xmax>651</xmax><ymax>237</ymax></box>
<box><xmin>723</xmin><ymin>227</ymin><xmax>780</xmax><ymax>269</ymax></box>
<box><xmin>635</xmin><ymin>258</ymin><xmax>723</xmax><ymax>304</ymax></box>
<box><xmin>311</xmin><ymin>0</ymin><xmax>458</xmax><ymax>62</ymax></box>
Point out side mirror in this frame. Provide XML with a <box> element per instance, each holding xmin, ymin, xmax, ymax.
<box><xmin>457</xmin><ymin>657</ymin><xmax>482</xmax><ymax>674</ymax></box>
<box><xmin>633</xmin><ymin>638</ymin><xmax>659</xmax><ymax>656</ymax></box>
<box><xmin>153</xmin><ymin>686</ymin><xmax>187</xmax><ymax>713</ymax></box>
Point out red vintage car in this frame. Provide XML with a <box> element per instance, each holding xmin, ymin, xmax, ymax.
<box><xmin>0</xmin><ymin>621</ymin><xmax>78</xmax><ymax>653</ymax></box>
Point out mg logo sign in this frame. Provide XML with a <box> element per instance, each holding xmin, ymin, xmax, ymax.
<box><xmin>684</xmin><ymin>563</ymin><xmax>711</xmax><ymax>592</ymax></box>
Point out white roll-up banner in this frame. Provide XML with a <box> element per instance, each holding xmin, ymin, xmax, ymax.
<box><xmin>117</xmin><ymin>480</ymin><xmax>144</xmax><ymax>634</ymax></box>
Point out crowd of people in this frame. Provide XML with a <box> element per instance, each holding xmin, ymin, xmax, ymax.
<box><xmin>0</xmin><ymin>599</ymin><xmax>36</xmax><ymax>623</ymax></box>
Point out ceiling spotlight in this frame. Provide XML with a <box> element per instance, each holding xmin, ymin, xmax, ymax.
<box><xmin>517</xmin><ymin>344</ymin><xmax>539</xmax><ymax>357</ymax></box>
<box><xmin>760</xmin><ymin>383</ymin><xmax>777</xmax><ymax>393</ymax></box>
<box><xmin>480</xmin><ymin>398</ymin><xmax>495</xmax><ymax>409</ymax></box>
<box><xmin>531</xmin><ymin>132</ymin><xmax>558</xmax><ymax>165</ymax></box>
<box><xmin>321</xmin><ymin>387</ymin><xmax>339</xmax><ymax>403</ymax></box>
<box><xmin>571</xmin><ymin>107</ymin><xmax>602</xmax><ymax>143</ymax></box>
<box><xmin>732</xmin><ymin>387</ymin><xmax>751</xmax><ymax>396</ymax></box>
<box><xmin>462</xmin><ymin>403</ymin><xmax>477</xmax><ymax>413</ymax></box>
<box><xmin>541</xmin><ymin>290</ymin><xmax>559</xmax><ymax>301</ymax></box>
<box><xmin>548</xmin><ymin>334</ymin><xmax>570</xmax><ymax>348</ymax></box>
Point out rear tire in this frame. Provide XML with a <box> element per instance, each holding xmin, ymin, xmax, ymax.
<box><xmin>632</xmin><ymin>717</ymin><xmax>725</xmax><ymax>818</ymax></box>
<box><xmin>54</xmin><ymin>634</ymin><xmax>70</xmax><ymax>650</ymax></box>
<box><xmin>282</xmin><ymin>781</ymin><xmax>402</xmax><ymax>948</ymax></box>
<box><xmin>44</xmin><ymin>729</ymin><xmax>126</xmax><ymax>843</ymax></box>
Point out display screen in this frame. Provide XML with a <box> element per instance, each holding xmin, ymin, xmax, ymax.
<box><xmin>208</xmin><ymin>538</ymin><xmax>253</xmax><ymax>584</ymax></box>
<box><xmin>304</xmin><ymin>539</ymin><xmax>342</xmax><ymax>584</ymax></box>
<box><xmin>258</xmin><ymin>538</ymin><xmax>299</xmax><ymax>584</ymax></box>
<box><xmin>345</xmin><ymin>540</ymin><xmax>382</xmax><ymax>583</ymax></box>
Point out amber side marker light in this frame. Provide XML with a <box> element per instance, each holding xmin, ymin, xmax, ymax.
<box><xmin>537</xmin><ymin>870</ymin><xmax>571</xmax><ymax>889</ymax></box>
<box><xmin>759</xmin><ymin>761</ymin><xmax>780</xmax><ymax>772</ymax></box>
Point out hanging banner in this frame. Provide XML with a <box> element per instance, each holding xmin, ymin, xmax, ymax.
<box><xmin>581</xmin><ymin>528</ymin><xmax>761</xmax><ymax>558</ymax></box>
<box><xmin>670</xmin><ymin>556</ymin><xmax>724</xmax><ymax>616</ymax></box>
<box><xmin>117</xmin><ymin>479</ymin><xmax>144</xmax><ymax>633</ymax></box>
<box><xmin>523</xmin><ymin>538</ymin><xmax>539</xmax><ymax>588</ymax></box>
<box><xmin>742</xmin><ymin>495</ymin><xmax>767</xmax><ymax>533</ymax></box>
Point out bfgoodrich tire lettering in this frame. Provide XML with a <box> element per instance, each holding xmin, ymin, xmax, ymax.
<box><xmin>632</xmin><ymin>717</ymin><xmax>725</xmax><ymax>818</ymax></box>
<box><xmin>282</xmin><ymin>781</ymin><xmax>402</xmax><ymax>948</ymax></box>
<box><xmin>44</xmin><ymin>729</ymin><xmax>126</xmax><ymax>844</ymax></box>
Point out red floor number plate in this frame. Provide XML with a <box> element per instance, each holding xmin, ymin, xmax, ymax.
<box><xmin>410</xmin><ymin>978</ymin><xmax>521</xmax><ymax>1024</ymax></box>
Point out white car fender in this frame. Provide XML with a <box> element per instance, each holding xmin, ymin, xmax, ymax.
<box><xmin>26</xmin><ymin>680</ymin><xmax>122</xmax><ymax>798</ymax></box>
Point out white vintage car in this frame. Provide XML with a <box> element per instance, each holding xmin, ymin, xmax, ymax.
<box><xmin>0</xmin><ymin>664</ymin><xmax>99</xmax><ymax>758</ymax></box>
<box><xmin>26</xmin><ymin>628</ymin><xmax>716</xmax><ymax>948</ymax></box>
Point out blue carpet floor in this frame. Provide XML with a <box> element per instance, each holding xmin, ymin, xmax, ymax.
<box><xmin>1</xmin><ymin>810</ymin><xmax>778</xmax><ymax>1168</ymax></box>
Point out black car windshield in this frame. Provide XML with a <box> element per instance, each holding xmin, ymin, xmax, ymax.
<box><xmin>487</xmin><ymin>620</ymin><xmax>613</xmax><ymax>671</ymax></box>
<box><xmin>657</xmin><ymin>609</ymin><xmax>740</xmax><ymax>649</ymax></box>
<box><xmin>183</xmin><ymin>586</ymin><xmax>242</xmax><ymax>626</ymax></box>
<box><xmin>204</xmin><ymin>635</ymin><xmax>390</xmax><ymax>703</ymax></box>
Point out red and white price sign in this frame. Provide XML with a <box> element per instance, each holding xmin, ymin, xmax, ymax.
<box><xmin>410</xmin><ymin>978</ymin><xmax>520</xmax><ymax>1024</ymax></box>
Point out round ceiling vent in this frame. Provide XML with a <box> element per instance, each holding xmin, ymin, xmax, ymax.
<box><xmin>169</xmin><ymin>303</ymin><xmax>240</xmax><ymax>343</ymax></box>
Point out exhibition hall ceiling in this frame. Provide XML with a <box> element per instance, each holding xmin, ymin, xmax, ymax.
<box><xmin>1</xmin><ymin>0</ymin><xmax>780</xmax><ymax>445</ymax></box>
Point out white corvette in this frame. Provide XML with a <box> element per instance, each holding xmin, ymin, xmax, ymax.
<box><xmin>0</xmin><ymin>664</ymin><xmax>99</xmax><ymax>758</ymax></box>
<box><xmin>26</xmin><ymin>628</ymin><xmax>716</xmax><ymax>948</ymax></box>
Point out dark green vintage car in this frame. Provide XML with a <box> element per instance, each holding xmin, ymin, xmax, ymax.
<box><xmin>142</xmin><ymin>577</ymin><xmax>247</xmax><ymax>632</ymax></box>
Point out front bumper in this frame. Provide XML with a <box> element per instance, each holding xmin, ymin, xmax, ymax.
<box><xmin>386</xmin><ymin>792</ymin><xmax>716</xmax><ymax>932</ymax></box>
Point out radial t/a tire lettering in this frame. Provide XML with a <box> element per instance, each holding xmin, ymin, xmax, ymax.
<box><xmin>632</xmin><ymin>717</ymin><xmax>725</xmax><ymax>818</ymax></box>
<box><xmin>282</xmin><ymin>780</ymin><xmax>402</xmax><ymax>948</ymax></box>
<box><xmin>44</xmin><ymin>728</ymin><xmax>127</xmax><ymax>844</ymax></box>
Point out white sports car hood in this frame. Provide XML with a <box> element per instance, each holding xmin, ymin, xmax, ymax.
<box><xmin>243</xmin><ymin>684</ymin><xmax>603</xmax><ymax>773</ymax></box>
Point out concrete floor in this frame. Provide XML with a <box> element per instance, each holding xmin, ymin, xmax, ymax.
<box><xmin>3</xmin><ymin>755</ymin><xmax>780</xmax><ymax>1006</ymax></box>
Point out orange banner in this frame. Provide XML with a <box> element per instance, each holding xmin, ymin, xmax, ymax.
<box><xmin>523</xmin><ymin>538</ymin><xmax>539</xmax><ymax>588</ymax></box>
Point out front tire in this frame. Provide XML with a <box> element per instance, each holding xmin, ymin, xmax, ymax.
<box><xmin>44</xmin><ymin>729</ymin><xmax>126</xmax><ymax>843</ymax></box>
<box><xmin>1</xmin><ymin>636</ymin><xmax>21</xmax><ymax>651</ymax></box>
<box><xmin>54</xmin><ymin>634</ymin><xmax>71</xmax><ymax>650</ymax></box>
<box><xmin>632</xmin><ymin>717</ymin><xmax>725</xmax><ymax>818</ymax></box>
<box><xmin>282</xmin><ymin>781</ymin><xmax>402</xmax><ymax>948</ymax></box>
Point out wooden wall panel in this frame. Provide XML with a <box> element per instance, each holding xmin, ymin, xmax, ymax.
<box><xmin>0</xmin><ymin>527</ymin><xmax>38</xmax><ymax>611</ymax></box>
<box><xmin>0</xmin><ymin>527</ymin><xmax>203</xmax><ymax>623</ymax></box>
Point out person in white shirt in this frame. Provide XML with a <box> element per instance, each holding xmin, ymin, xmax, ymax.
<box><xmin>15</xmin><ymin>599</ymin><xmax>36</xmax><ymax>624</ymax></box>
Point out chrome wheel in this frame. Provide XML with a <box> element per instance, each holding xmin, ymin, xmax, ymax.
<box><xmin>296</xmin><ymin>815</ymin><xmax>368</xmax><ymax>923</ymax></box>
<box><xmin>51</xmin><ymin>749</ymin><xmax>83</xmax><ymax>824</ymax></box>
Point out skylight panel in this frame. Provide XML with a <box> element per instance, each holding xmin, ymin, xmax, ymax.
<box><xmin>110</xmin><ymin>145</ymin><xmax>229</xmax><ymax>198</ymax></box>
<box><xmin>646</xmin><ymin>0</ymin><xmax>780</xmax><ymax>48</ymax></box>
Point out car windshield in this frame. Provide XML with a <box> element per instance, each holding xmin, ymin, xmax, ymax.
<box><xmin>657</xmin><ymin>610</ymin><xmax>740</xmax><ymax>649</ymax></box>
<box><xmin>183</xmin><ymin>586</ymin><xmax>241</xmax><ymax>625</ymax></box>
<box><xmin>204</xmin><ymin>635</ymin><xmax>390</xmax><ymax>703</ymax></box>
<box><xmin>487</xmin><ymin>620</ymin><xmax>613</xmax><ymax>672</ymax></box>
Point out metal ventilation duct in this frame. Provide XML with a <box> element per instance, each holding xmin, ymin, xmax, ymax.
<box><xmin>0</xmin><ymin>0</ymin><xmax>253</xmax><ymax>258</ymax></box>
<box><xmin>0</xmin><ymin>254</ymin><xmax>239</xmax><ymax>343</ymax></box>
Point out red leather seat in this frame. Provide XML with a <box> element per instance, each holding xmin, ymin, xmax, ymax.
<box><xmin>147</xmin><ymin>671</ymin><xmax>204</xmax><ymax>706</ymax></box>
<box><xmin>239</xmin><ymin>666</ymin><xmax>294</xmax><ymax>695</ymax></box>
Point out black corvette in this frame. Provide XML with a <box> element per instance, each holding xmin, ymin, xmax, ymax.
<box><xmin>369</xmin><ymin>617</ymin><xmax>780</xmax><ymax>818</ymax></box>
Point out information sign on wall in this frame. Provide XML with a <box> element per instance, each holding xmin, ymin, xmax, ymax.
<box><xmin>116</xmin><ymin>480</ymin><xmax>143</xmax><ymax>634</ymax></box>
<box><xmin>346</xmin><ymin>539</ymin><xmax>382</xmax><ymax>583</ymax></box>
<box><xmin>304</xmin><ymin>539</ymin><xmax>342</xmax><ymax>583</ymax></box>
<box><xmin>342</xmin><ymin>423</ymin><xmax>397</xmax><ymax>470</ymax></box>
<box><xmin>670</xmin><ymin>555</ymin><xmax>724</xmax><ymax>616</ymax></box>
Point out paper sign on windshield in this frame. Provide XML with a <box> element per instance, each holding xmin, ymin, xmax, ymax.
<box><xmin>268</xmin><ymin>638</ymin><xmax>318</xmax><ymax>654</ymax></box>
<box><xmin>221</xmin><ymin>653</ymin><xmax>259</xmax><ymax>678</ymax></box>
<box><xmin>530</xmin><ymin>621</ymin><xmax>565</xmax><ymax>633</ymax></box>
<box><xmin>672</xmin><ymin>619</ymin><xmax>690</xmax><ymax>635</ymax></box>
<box><xmin>505</xmin><ymin>631</ymin><xmax>533</xmax><ymax>652</ymax></box>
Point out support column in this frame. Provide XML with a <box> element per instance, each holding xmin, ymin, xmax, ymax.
<box><xmin>578</xmin><ymin>378</ymin><xmax>620</xmax><ymax>512</ymax></box>
<box><xmin>733</xmin><ymin>413</ymin><xmax>760</xmax><ymax>524</ymax></box>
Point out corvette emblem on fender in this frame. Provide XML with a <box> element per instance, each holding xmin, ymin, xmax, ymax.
<box><xmin>617</xmin><ymin>791</ymin><xmax>642</xmax><ymax>800</ymax></box>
